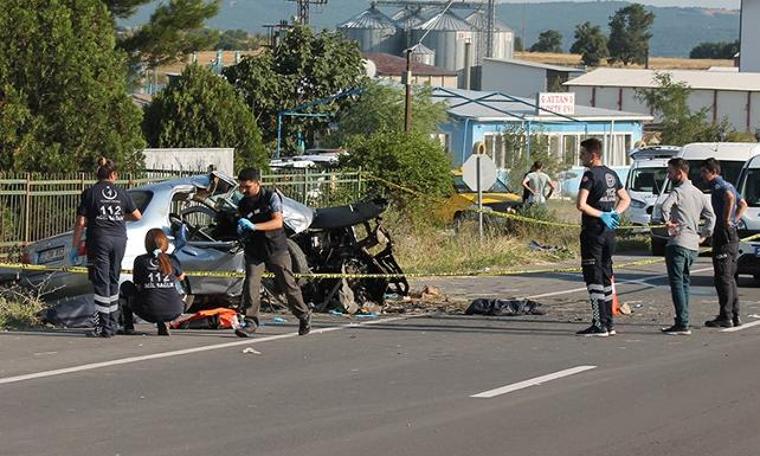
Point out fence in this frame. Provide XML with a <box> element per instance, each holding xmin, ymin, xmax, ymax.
<box><xmin>0</xmin><ymin>169</ymin><xmax>366</xmax><ymax>252</ymax></box>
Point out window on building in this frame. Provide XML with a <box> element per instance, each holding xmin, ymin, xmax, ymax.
<box><xmin>434</xmin><ymin>133</ymin><xmax>451</xmax><ymax>153</ymax></box>
<box><xmin>483</xmin><ymin>133</ymin><xmax>506</xmax><ymax>168</ymax></box>
<box><xmin>562</xmin><ymin>135</ymin><xmax>579</xmax><ymax>167</ymax></box>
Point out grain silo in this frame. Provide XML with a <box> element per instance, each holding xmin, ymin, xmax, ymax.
<box><xmin>410</xmin><ymin>43</ymin><xmax>436</xmax><ymax>66</ymax></box>
<box><xmin>338</xmin><ymin>6</ymin><xmax>400</xmax><ymax>54</ymax></box>
<box><xmin>412</xmin><ymin>10</ymin><xmax>474</xmax><ymax>71</ymax></box>
<box><xmin>465</xmin><ymin>10</ymin><xmax>514</xmax><ymax>63</ymax></box>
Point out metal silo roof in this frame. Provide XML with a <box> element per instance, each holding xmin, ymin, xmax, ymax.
<box><xmin>338</xmin><ymin>6</ymin><xmax>397</xmax><ymax>30</ymax></box>
<box><xmin>411</xmin><ymin>43</ymin><xmax>435</xmax><ymax>55</ymax></box>
<box><xmin>391</xmin><ymin>8</ymin><xmax>427</xmax><ymax>27</ymax></box>
<box><xmin>415</xmin><ymin>10</ymin><xmax>473</xmax><ymax>31</ymax></box>
<box><xmin>464</xmin><ymin>11</ymin><xmax>513</xmax><ymax>32</ymax></box>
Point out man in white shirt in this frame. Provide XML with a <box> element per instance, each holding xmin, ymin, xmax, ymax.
<box><xmin>522</xmin><ymin>161</ymin><xmax>556</xmax><ymax>205</ymax></box>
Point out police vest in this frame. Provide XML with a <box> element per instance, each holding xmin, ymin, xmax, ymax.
<box><xmin>240</xmin><ymin>188</ymin><xmax>289</xmax><ymax>259</ymax></box>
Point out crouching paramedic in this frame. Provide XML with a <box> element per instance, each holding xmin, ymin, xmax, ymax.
<box><xmin>71</xmin><ymin>157</ymin><xmax>141</xmax><ymax>338</ymax></box>
<box><xmin>120</xmin><ymin>229</ymin><xmax>185</xmax><ymax>336</ymax></box>
<box><xmin>235</xmin><ymin>168</ymin><xmax>311</xmax><ymax>337</ymax></box>
<box><xmin>575</xmin><ymin>138</ymin><xmax>630</xmax><ymax>337</ymax></box>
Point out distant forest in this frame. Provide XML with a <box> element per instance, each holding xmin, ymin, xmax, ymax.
<box><xmin>124</xmin><ymin>1</ymin><xmax>740</xmax><ymax>58</ymax></box>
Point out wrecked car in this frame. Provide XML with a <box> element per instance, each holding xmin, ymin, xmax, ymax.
<box><xmin>3</xmin><ymin>171</ymin><xmax>408</xmax><ymax>327</ymax></box>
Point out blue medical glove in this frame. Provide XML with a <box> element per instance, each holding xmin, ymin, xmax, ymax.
<box><xmin>68</xmin><ymin>248</ymin><xmax>80</xmax><ymax>265</ymax></box>
<box><xmin>237</xmin><ymin>218</ymin><xmax>256</xmax><ymax>235</ymax></box>
<box><xmin>600</xmin><ymin>211</ymin><xmax>620</xmax><ymax>230</ymax></box>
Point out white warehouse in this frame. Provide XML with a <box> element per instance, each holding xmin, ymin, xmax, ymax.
<box><xmin>741</xmin><ymin>0</ymin><xmax>760</xmax><ymax>72</ymax></box>
<box><xmin>565</xmin><ymin>68</ymin><xmax>760</xmax><ymax>135</ymax></box>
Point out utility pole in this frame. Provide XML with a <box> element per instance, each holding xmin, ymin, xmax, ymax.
<box><xmin>286</xmin><ymin>0</ymin><xmax>328</xmax><ymax>25</ymax></box>
<box><xmin>486</xmin><ymin>0</ymin><xmax>495</xmax><ymax>58</ymax></box>
<box><xmin>404</xmin><ymin>48</ymin><xmax>413</xmax><ymax>133</ymax></box>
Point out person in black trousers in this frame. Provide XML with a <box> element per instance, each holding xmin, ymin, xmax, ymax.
<box><xmin>71</xmin><ymin>157</ymin><xmax>142</xmax><ymax>337</ymax></box>
<box><xmin>575</xmin><ymin>138</ymin><xmax>631</xmax><ymax>337</ymax></box>
<box><xmin>120</xmin><ymin>229</ymin><xmax>186</xmax><ymax>336</ymax></box>
<box><xmin>700</xmin><ymin>158</ymin><xmax>748</xmax><ymax>328</ymax></box>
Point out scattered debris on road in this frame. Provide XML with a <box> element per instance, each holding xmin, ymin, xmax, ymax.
<box><xmin>465</xmin><ymin>298</ymin><xmax>546</xmax><ymax>316</ymax></box>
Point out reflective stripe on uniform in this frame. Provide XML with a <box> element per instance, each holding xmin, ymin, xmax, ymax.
<box><xmin>95</xmin><ymin>304</ymin><xmax>119</xmax><ymax>313</ymax></box>
<box><xmin>94</xmin><ymin>294</ymin><xmax>111</xmax><ymax>304</ymax></box>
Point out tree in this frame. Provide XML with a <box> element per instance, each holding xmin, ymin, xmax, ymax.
<box><xmin>514</xmin><ymin>36</ymin><xmax>524</xmax><ymax>52</ymax></box>
<box><xmin>340</xmin><ymin>131</ymin><xmax>452</xmax><ymax>206</ymax></box>
<box><xmin>142</xmin><ymin>64</ymin><xmax>267</xmax><ymax>170</ymax></box>
<box><xmin>690</xmin><ymin>40</ymin><xmax>739</xmax><ymax>59</ymax></box>
<box><xmin>608</xmin><ymin>3</ymin><xmax>655</xmax><ymax>66</ymax></box>
<box><xmin>570</xmin><ymin>22</ymin><xmax>609</xmax><ymax>67</ymax></box>
<box><xmin>119</xmin><ymin>0</ymin><xmax>220</xmax><ymax>70</ymax></box>
<box><xmin>530</xmin><ymin>30</ymin><xmax>563</xmax><ymax>53</ymax></box>
<box><xmin>224</xmin><ymin>25</ymin><xmax>366</xmax><ymax>152</ymax></box>
<box><xmin>325</xmin><ymin>82</ymin><xmax>447</xmax><ymax>147</ymax></box>
<box><xmin>0</xmin><ymin>0</ymin><xmax>144</xmax><ymax>173</ymax></box>
<box><xmin>635</xmin><ymin>73</ymin><xmax>730</xmax><ymax>145</ymax></box>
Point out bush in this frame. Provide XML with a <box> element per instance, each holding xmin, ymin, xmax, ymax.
<box><xmin>341</xmin><ymin>131</ymin><xmax>452</xmax><ymax>207</ymax></box>
<box><xmin>143</xmin><ymin>64</ymin><xmax>268</xmax><ymax>170</ymax></box>
<box><xmin>0</xmin><ymin>291</ymin><xmax>44</xmax><ymax>329</ymax></box>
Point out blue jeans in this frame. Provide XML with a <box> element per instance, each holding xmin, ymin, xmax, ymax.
<box><xmin>665</xmin><ymin>244</ymin><xmax>697</xmax><ymax>327</ymax></box>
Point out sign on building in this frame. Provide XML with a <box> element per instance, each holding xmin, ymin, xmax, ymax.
<box><xmin>536</xmin><ymin>92</ymin><xmax>575</xmax><ymax>116</ymax></box>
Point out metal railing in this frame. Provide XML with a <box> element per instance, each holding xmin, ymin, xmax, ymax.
<box><xmin>0</xmin><ymin>169</ymin><xmax>366</xmax><ymax>251</ymax></box>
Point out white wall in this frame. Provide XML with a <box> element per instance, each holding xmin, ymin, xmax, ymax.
<box><xmin>741</xmin><ymin>0</ymin><xmax>760</xmax><ymax>72</ymax></box>
<box><xmin>142</xmin><ymin>148</ymin><xmax>235</xmax><ymax>176</ymax></box>
<box><xmin>481</xmin><ymin>60</ymin><xmax>546</xmax><ymax>97</ymax></box>
<box><xmin>569</xmin><ymin>86</ymin><xmax>760</xmax><ymax>133</ymax></box>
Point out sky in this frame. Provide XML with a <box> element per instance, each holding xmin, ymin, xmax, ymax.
<box><xmin>501</xmin><ymin>0</ymin><xmax>740</xmax><ymax>8</ymax></box>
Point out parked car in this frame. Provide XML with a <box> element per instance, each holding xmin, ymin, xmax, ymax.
<box><xmin>436</xmin><ymin>171</ymin><xmax>522</xmax><ymax>224</ymax></box>
<box><xmin>3</xmin><ymin>171</ymin><xmax>407</xmax><ymax>326</ymax></box>
<box><xmin>736</xmin><ymin>153</ymin><xmax>760</xmax><ymax>283</ymax></box>
<box><xmin>625</xmin><ymin>146</ymin><xmax>681</xmax><ymax>226</ymax></box>
<box><xmin>650</xmin><ymin>142</ymin><xmax>760</xmax><ymax>256</ymax></box>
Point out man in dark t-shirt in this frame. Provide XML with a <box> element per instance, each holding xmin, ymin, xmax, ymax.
<box><xmin>235</xmin><ymin>168</ymin><xmax>311</xmax><ymax>337</ymax></box>
<box><xmin>575</xmin><ymin>138</ymin><xmax>631</xmax><ymax>337</ymax></box>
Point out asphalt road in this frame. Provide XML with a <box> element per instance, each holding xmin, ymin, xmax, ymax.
<box><xmin>2</xmin><ymin>256</ymin><xmax>760</xmax><ymax>456</ymax></box>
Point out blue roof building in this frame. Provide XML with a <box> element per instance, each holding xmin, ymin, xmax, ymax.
<box><xmin>432</xmin><ymin>88</ymin><xmax>653</xmax><ymax>170</ymax></box>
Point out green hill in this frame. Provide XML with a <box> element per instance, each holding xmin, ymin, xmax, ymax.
<box><xmin>123</xmin><ymin>1</ymin><xmax>739</xmax><ymax>57</ymax></box>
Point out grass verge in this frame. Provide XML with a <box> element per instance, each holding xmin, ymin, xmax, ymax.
<box><xmin>0</xmin><ymin>287</ymin><xmax>45</xmax><ymax>329</ymax></box>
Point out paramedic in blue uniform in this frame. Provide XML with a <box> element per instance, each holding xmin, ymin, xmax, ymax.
<box><xmin>120</xmin><ymin>229</ymin><xmax>185</xmax><ymax>336</ymax></box>
<box><xmin>235</xmin><ymin>167</ymin><xmax>312</xmax><ymax>337</ymax></box>
<box><xmin>70</xmin><ymin>157</ymin><xmax>142</xmax><ymax>337</ymax></box>
<box><xmin>575</xmin><ymin>138</ymin><xmax>631</xmax><ymax>337</ymax></box>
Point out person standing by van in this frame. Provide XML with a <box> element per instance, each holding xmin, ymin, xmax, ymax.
<box><xmin>700</xmin><ymin>158</ymin><xmax>748</xmax><ymax>328</ymax></box>
<box><xmin>660</xmin><ymin>158</ymin><xmax>715</xmax><ymax>335</ymax></box>
<box><xmin>575</xmin><ymin>138</ymin><xmax>631</xmax><ymax>337</ymax></box>
<box><xmin>70</xmin><ymin>158</ymin><xmax>142</xmax><ymax>338</ymax></box>
<box><xmin>522</xmin><ymin>161</ymin><xmax>556</xmax><ymax>206</ymax></box>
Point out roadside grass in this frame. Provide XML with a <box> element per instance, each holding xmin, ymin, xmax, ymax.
<box><xmin>0</xmin><ymin>293</ymin><xmax>44</xmax><ymax>329</ymax></box>
<box><xmin>384</xmin><ymin>201</ymin><xmax>580</xmax><ymax>275</ymax></box>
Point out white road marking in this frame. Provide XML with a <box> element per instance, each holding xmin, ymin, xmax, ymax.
<box><xmin>533</xmin><ymin>267</ymin><xmax>714</xmax><ymax>299</ymax></box>
<box><xmin>0</xmin><ymin>315</ymin><xmax>416</xmax><ymax>386</ymax></box>
<box><xmin>471</xmin><ymin>365</ymin><xmax>597</xmax><ymax>398</ymax></box>
<box><xmin>721</xmin><ymin>320</ymin><xmax>760</xmax><ymax>333</ymax></box>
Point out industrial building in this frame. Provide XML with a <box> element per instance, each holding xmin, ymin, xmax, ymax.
<box><xmin>480</xmin><ymin>58</ymin><xmax>585</xmax><ymax>97</ymax></box>
<box><xmin>364</xmin><ymin>52</ymin><xmax>459</xmax><ymax>88</ymax></box>
<box><xmin>432</xmin><ymin>88</ymin><xmax>652</xmax><ymax>169</ymax></box>
<box><xmin>337</xmin><ymin>2</ymin><xmax>514</xmax><ymax>73</ymax></box>
<box><xmin>565</xmin><ymin>68</ymin><xmax>760</xmax><ymax>135</ymax></box>
<box><xmin>740</xmin><ymin>0</ymin><xmax>760</xmax><ymax>72</ymax></box>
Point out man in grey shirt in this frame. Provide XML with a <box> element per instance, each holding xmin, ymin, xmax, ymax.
<box><xmin>522</xmin><ymin>161</ymin><xmax>556</xmax><ymax>205</ymax></box>
<box><xmin>660</xmin><ymin>158</ymin><xmax>716</xmax><ymax>335</ymax></box>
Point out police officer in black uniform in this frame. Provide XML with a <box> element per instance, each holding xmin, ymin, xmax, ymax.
<box><xmin>234</xmin><ymin>168</ymin><xmax>311</xmax><ymax>337</ymax></box>
<box><xmin>575</xmin><ymin>138</ymin><xmax>631</xmax><ymax>337</ymax></box>
<box><xmin>71</xmin><ymin>158</ymin><xmax>141</xmax><ymax>337</ymax></box>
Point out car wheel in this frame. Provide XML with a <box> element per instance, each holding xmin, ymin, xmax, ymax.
<box><xmin>650</xmin><ymin>237</ymin><xmax>666</xmax><ymax>256</ymax></box>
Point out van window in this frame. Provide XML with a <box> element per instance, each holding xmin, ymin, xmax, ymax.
<box><xmin>740</xmin><ymin>169</ymin><xmax>760</xmax><ymax>207</ymax></box>
<box><xmin>627</xmin><ymin>168</ymin><xmax>667</xmax><ymax>194</ymax></box>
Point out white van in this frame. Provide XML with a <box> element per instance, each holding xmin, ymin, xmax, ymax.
<box><xmin>649</xmin><ymin>142</ymin><xmax>760</xmax><ymax>255</ymax></box>
<box><xmin>625</xmin><ymin>146</ymin><xmax>681</xmax><ymax>226</ymax></box>
<box><xmin>736</xmin><ymin>154</ymin><xmax>760</xmax><ymax>282</ymax></box>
